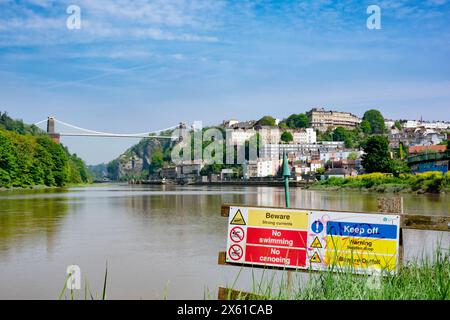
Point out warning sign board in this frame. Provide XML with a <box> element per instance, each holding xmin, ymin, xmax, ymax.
<box><xmin>225</xmin><ymin>206</ymin><xmax>401</xmax><ymax>274</ymax></box>
<box><xmin>309</xmin><ymin>210</ymin><xmax>401</xmax><ymax>274</ymax></box>
<box><xmin>230</xmin><ymin>210</ymin><xmax>246</xmax><ymax>226</ymax></box>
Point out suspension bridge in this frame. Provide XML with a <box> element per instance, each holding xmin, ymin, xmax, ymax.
<box><xmin>33</xmin><ymin>117</ymin><xmax>186</xmax><ymax>144</ymax></box>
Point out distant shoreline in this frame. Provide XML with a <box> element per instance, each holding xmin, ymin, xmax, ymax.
<box><xmin>309</xmin><ymin>172</ymin><xmax>450</xmax><ymax>194</ymax></box>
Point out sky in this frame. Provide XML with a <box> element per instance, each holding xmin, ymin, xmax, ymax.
<box><xmin>1</xmin><ymin>0</ymin><xmax>450</xmax><ymax>164</ymax></box>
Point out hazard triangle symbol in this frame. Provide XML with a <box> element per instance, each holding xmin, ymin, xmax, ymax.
<box><xmin>310</xmin><ymin>252</ymin><xmax>322</xmax><ymax>263</ymax></box>
<box><xmin>230</xmin><ymin>210</ymin><xmax>246</xmax><ymax>226</ymax></box>
<box><xmin>311</xmin><ymin>237</ymin><xmax>323</xmax><ymax>249</ymax></box>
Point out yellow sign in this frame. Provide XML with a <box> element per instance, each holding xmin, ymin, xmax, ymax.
<box><xmin>326</xmin><ymin>236</ymin><xmax>397</xmax><ymax>255</ymax></box>
<box><xmin>248</xmin><ymin>209</ymin><xmax>308</xmax><ymax>230</ymax></box>
<box><xmin>325</xmin><ymin>251</ymin><xmax>397</xmax><ymax>271</ymax></box>
<box><xmin>310</xmin><ymin>252</ymin><xmax>322</xmax><ymax>263</ymax></box>
<box><xmin>311</xmin><ymin>237</ymin><xmax>323</xmax><ymax>249</ymax></box>
<box><xmin>230</xmin><ymin>210</ymin><xmax>246</xmax><ymax>226</ymax></box>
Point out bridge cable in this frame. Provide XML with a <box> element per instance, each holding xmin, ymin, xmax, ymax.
<box><xmin>53</xmin><ymin>118</ymin><xmax>179</xmax><ymax>137</ymax></box>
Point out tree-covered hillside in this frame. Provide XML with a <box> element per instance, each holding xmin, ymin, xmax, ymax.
<box><xmin>0</xmin><ymin>111</ymin><xmax>91</xmax><ymax>188</ymax></box>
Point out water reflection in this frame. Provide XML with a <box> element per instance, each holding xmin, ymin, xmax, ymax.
<box><xmin>0</xmin><ymin>189</ymin><xmax>71</xmax><ymax>257</ymax></box>
<box><xmin>0</xmin><ymin>185</ymin><xmax>448</xmax><ymax>299</ymax></box>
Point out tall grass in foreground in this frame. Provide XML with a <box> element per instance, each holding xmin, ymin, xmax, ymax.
<box><xmin>59</xmin><ymin>263</ymin><xmax>108</xmax><ymax>300</ymax></box>
<box><xmin>223</xmin><ymin>250</ymin><xmax>450</xmax><ymax>300</ymax></box>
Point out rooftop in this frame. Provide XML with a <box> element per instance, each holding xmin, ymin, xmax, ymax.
<box><xmin>409</xmin><ymin>145</ymin><xmax>447</xmax><ymax>154</ymax></box>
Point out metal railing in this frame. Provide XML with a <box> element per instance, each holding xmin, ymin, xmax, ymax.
<box><xmin>407</xmin><ymin>150</ymin><xmax>450</xmax><ymax>164</ymax></box>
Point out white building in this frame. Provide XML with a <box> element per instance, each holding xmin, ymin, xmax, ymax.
<box><xmin>404</xmin><ymin>120</ymin><xmax>450</xmax><ymax>130</ymax></box>
<box><xmin>293</xmin><ymin>165</ymin><xmax>311</xmax><ymax>181</ymax></box>
<box><xmin>257</xmin><ymin>126</ymin><xmax>281</xmax><ymax>144</ymax></box>
<box><xmin>307</xmin><ymin>108</ymin><xmax>361</xmax><ymax>131</ymax></box>
<box><xmin>179</xmin><ymin>161</ymin><xmax>204</xmax><ymax>177</ymax></box>
<box><xmin>310</xmin><ymin>160</ymin><xmax>324</xmax><ymax>172</ymax></box>
<box><xmin>243</xmin><ymin>159</ymin><xmax>281</xmax><ymax>179</ymax></box>
<box><xmin>404</xmin><ymin>120</ymin><xmax>421</xmax><ymax>128</ymax></box>
<box><xmin>293</xmin><ymin>128</ymin><xmax>317</xmax><ymax>144</ymax></box>
<box><xmin>223</xmin><ymin>119</ymin><xmax>240</xmax><ymax>128</ymax></box>
<box><xmin>385</xmin><ymin>119</ymin><xmax>395</xmax><ymax>129</ymax></box>
<box><xmin>260</xmin><ymin>142</ymin><xmax>345</xmax><ymax>159</ymax></box>
<box><xmin>422</xmin><ymin>121</ymin><xmax>450</xmax><ymax>130</ymax></box>
<box><xmin>226</xmin><ymin>129</ymin><xmax>257</xmax><ymax>146</ymax></box>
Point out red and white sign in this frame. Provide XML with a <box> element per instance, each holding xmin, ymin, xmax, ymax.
<box><xmin>246</xmin><ymin>227</ymin><xmax>307</xmax><ymax>248</ymax></box>
<box><xmin>225</xmin><ymin>207</ymin><xmax>309</xmax><ymax>268</ymax></box>
<box><xmin>229</xmin><ymin>226</ymin><xmax>245</xmax><ymax>243</ymax></box>
<box><xmin>245</xmin><ymin>245</ymin><xmax>306</xmax><ymax>267</ymax></box>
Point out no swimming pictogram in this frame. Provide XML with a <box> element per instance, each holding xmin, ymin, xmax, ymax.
<box><xmin>230</xmin><ymin>226</ymin><xmax>245</xmax><ymax>243</ymax></box>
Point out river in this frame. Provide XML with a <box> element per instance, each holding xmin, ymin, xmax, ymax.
<box><xmin>0</xmin><ymin>184</ymin><xmax>448</xmax><ymax>299</ymax></box>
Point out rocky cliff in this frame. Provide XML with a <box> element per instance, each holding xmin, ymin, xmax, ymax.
<box><xmin>107</xmin><ymin>138</ymin><xmax>172</xmax><ymax>180</ymax></box>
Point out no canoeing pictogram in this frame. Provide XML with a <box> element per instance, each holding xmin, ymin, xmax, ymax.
<box><xmin>230</xmin><ymin>226</ymin><xmax>245</xmax><ymax>243</ymax></box>
<box><xmin>228</xmin><ymin>244</ymin><xmax>244</xmax><ymax>261</ymax></box>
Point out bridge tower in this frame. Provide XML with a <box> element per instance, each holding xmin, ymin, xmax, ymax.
<box><xmin>178</xmin><ymin>122</ymin><xmax>187</xmax><ymax>141</ymax></box>
<box><xmin>47</xmin><ymin>117</ymin><xmax>61</xmax><ymax>144</ymax></box>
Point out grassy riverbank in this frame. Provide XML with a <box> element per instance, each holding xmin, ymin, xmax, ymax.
<box><xmin>309</xmin><ymin>172</ymin><xmax>450</xmax><ymax>194</ymax></box>
<box><xmin>223</xmin><ymin>250</ymin><xmax>450</xmax><ymax>300</ymax></box>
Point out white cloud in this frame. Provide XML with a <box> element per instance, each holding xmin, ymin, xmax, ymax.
<box><xmin>0</xmin><ymin>0</ymin><xmax>223</xmax><ymax>47</ymax></box>
<box><xmin>26</xmin><ymin>0</ymin><xmax>53</xmax><ymax>8</ymax></box>
<box><xmin>427</xmin><ymin>0</ymin><xmax>448</xmax><ymax>5</ymax></box>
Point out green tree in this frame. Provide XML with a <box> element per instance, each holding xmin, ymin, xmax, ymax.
<box><xmin>0</xmin><ymin>113</ymin><xmax>90</xmax><ymax>188</ymax></box>
<box><xmin>200</xmin><ymin>164</ymin><xmax>223</xmax><ymax>176</ymax></box>
<box><xmin>257</xmin><ymin>116</ymin><xmax>276</xmax><ymax>126</ymax></box>
<box><xmin>317</xmin><ymin>129</ymin><xmax>333</xmax><ymax>142</ymax></box>
<box><xmin>286</xmin><ymin>113</ymin><xmax>308</xmax><ymax>129</ymax></box>
<box><xmin>333</xmin><ymin>127</ymin><xmax>355</xmax><ymax>148</ymax></box>
<box><xmin>348</xmin><ymin>152</ymin><xmax>359</xmax><ymax>160</ymax></box>
<box><xmin>246</xmin><ymin>132</ymin><xmax>261</xmax><ymax>160</ymax></box>
<box><xmin>149</xmin><ymin>149</ymin><xmax>164</xmax><ymax>173</ymax></box>
<box><xmin>10</xmin><ymin>134</ymin><xmax>34</xmax><ymax>186</ymax></box>
<box><xmin>33</xmin><ymin>143</ymin><xmax>55</xmax><ymax>186</ymax></box>
<box><xmin>390</xmin><ymin>159</ymin><xmax>411</xmax><ymax>177</ymax></box>
<box><xmin>361</xmin><ymin>136</ymin><xmax>392</xmax><ymax>173</ymax></box>
<box><xmin>394</xmin><ymin>120</ymin><xmax>402</xmax><ymax>131</ymax></box>
<box><xmin>107</xmin><ymin>159</ymin><xmax>120</xmax><ymax>180</ymax></box>
<box><xmin>363</xmin><ymin>109</ymin><xmax>386</xmax><ymax>134</ymax></box>
<box><xmin>399</xmin><ymin>142</ymin><xmax>406</xmax><ymax>160</ymax></box>
<box><xmin>360</xmin><ymin>120</ymin><xmax>372</xmax><ymax>135</ymax></box>
<box><xmin>316</xmin><ymin>167</ymin><xmax>325</xmax><ymax>175</ymax></box>
<box><xmin>281</xmin><ymin>131</ymin><xmax>293</xmax><ymax>143</ymax></box>
<box><xmin>333</xmin><ymin>127</ymin><xmax>348</xmax><ymax>142</ymax></box>
<box><xmin>37</xmin><ymin>136</ymin><xmax>69</xmax><ymax>186</ymax></box>
<box><xmin>0</xmin><ymin>132</ymin><xmax>17</xmax><ymax>187</ymax></box>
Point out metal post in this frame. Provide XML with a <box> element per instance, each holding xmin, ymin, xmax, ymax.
<box><xmin>282</xmin><ymin>151</ymin><xmax>291</xmax><ymax>208</ymax></box>
<box><xmin>282</xmin><ymin>151</ymin><xmax>293</xmax><ymax>291</ymax></box>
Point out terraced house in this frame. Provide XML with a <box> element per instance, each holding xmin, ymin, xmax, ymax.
<box><xmin>307</xmin><ymin>108</ymin><xmax>361</xmax><ymax>132</ymax></box>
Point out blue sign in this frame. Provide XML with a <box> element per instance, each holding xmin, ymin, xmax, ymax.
<box><xmin>412</xmin><ymin>161</ymin><xmax>448</xmax><ymax>174</ymax></box>
<box><xmin>327</xmin><ymin>221</ymin><xmax>397</xmax><ymax>239</ymax></box>
<box><xmin>311</xmin><ymin>220</ymin><xmax>324</xmax><ymax>234</ymax></box>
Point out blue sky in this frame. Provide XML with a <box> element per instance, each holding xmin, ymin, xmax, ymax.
<box><xmin>1</xmin><ymin>0</ymin><xmax>450</xmax><ymax>164</ymax></box>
